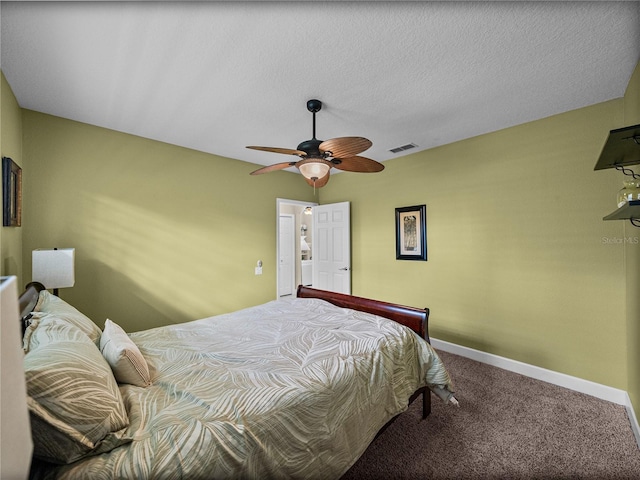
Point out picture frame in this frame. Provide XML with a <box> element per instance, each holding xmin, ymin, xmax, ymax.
<box><xmin>395</xmin><ymin>204</ymin><xmax>427</xmax><ymax>261</ymax></box>
<box><xmin>2</xmin><ymin>156</ymin><xmax>22</xmax><ymax>227</ymax></box>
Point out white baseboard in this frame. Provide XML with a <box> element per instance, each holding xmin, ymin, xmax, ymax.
<box><xmin>625</xmin><ymin>392</ymin><xmax>640</xmax><ymax>449</ymax></box>
<box><xmin>431</xmin><ymin>338</ymin><xmax>640</xmax><ymax>449</ymax></box>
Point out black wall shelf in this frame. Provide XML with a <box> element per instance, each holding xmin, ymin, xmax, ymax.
<box><xmin>594</xmin><ymin>123</ymin><xmax>640</xmax><ymax>171</ymax></box>
<box><xmin>595</xmin><ymin>124</ymin><xmax>640</xmax><ymax>227</ymax></box>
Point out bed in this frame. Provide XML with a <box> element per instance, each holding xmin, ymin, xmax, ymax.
<box><xmin>19</xmin><ymin>282</ymin><xmax>456</xmax><ymax>480</ymax></box>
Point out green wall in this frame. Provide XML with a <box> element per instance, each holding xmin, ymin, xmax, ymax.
<box><xmin>323</xmin><ymin>95</ymin><xmax>631</xmax><ymax>391</ymax></box>
<box><xmin>0</xmin><ymin>72</ymin><xmax>24</xmax><ymax>284</ymax></box>
<box><xmin>21</xmin><ymin>110</ymin><xmax>315</xmax><ymax>332</ymax></box>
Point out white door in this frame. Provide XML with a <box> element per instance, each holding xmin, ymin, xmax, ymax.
<box><xmin>278</xmin><ymin>214</ymin><xmax>295</xmax><ymax>296</ymax></box>
<box><xmin>312</xmin><ymin>202</ymin><xmax>351</xmax><ymax>294</ymax></box>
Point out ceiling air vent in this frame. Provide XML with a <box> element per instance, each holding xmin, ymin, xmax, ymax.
<box><xmin>389</xmin><ymin>143</ymin><xmax>418</xmax><ymax>154</ymax></box>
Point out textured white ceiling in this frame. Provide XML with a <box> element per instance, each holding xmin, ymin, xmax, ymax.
<box><xmin>1</xmin><ymin>2</ymin><xmax>639</xmax><ymax>171</ymax></box>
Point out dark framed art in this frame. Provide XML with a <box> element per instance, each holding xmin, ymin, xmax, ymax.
<box><xmin>2</xmin><ymin>156</ymin><xmax>22</xmax><ymax>227</ymax></box>
<box><xmin>395</xmin><ymin>204</ymin><xmax>427</xmax><ymax>261</ymax></box>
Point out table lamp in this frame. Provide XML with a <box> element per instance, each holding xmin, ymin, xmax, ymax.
<box><xmin>32</xmin><ymin>248</ymin><xmax>75</xmax><ymax>296</ymax></box>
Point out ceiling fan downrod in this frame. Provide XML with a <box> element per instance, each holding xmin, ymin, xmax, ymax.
<box><xmin>307</xmin><ymin>99</ymin><xmax>322</xmax><ymax>141</ymax></box>
<box><xmin>296</xmin><ymin>99</ymin><xmax>325</xmax><ymax>157</ymax></box>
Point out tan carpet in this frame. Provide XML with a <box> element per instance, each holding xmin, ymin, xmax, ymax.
<box><xmin>342</xmin><ymin>350</ymin><xmax>640</xmax><ymax>479</ymax></box>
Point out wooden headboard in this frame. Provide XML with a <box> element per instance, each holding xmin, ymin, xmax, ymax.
<box><xmin>18</xmin><ymin>281</ymin><xmax>46</xmax><ymax>331</ymax></box>
<box><xmin>296</xmin><ymin>285</ymin><xmax>430</xmax><ymax>343</ymax></box>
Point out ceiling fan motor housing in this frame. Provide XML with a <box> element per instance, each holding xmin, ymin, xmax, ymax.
<box><xmin>297</xmin><ymin>138</ymin><xmax>324</xmax><ymax>157</ymax></box>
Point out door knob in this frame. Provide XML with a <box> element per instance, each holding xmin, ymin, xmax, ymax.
<box><xmin>339</xmin><ymin>267</ymin><xmax>350</xmax><ymax>271</ymax></box>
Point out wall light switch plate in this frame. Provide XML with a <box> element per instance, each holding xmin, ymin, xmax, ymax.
<box><xmin>255</xmin><ymin>267</ymin><xmax>263</xmax><ymax>275</ymax></box>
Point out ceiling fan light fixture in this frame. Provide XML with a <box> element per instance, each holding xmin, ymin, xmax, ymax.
<box><xmin>298</xmin><ymin>159</ymin><xmax>331</xmax><ymax>181</ymax></box>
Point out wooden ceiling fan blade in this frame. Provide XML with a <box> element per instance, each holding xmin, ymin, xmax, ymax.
<box><xmin>250</xmin><ymin>161</ymin><xmax>298</xmax><ymax>175</ymax></box>
<box><xmin>303</xmin><ymin>171</ymin><xmax>331</xmax><ymax>187</ymax></box>
<box><xmin>246</xmin><ymin>146</ymin><xmax>307</xmax><ymax>156</ymax></box>
<box><xmin>319</xmin><ymin>137</ymin><xmax>372</xmax><ymax>158</ymax></box>
<box><xmin>332</xmin><ymin>156</ymin><xmax>385</xmax><ymax>173</ymax></box>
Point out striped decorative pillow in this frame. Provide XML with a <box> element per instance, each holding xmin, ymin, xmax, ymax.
<box><xmin>24</xmin><ymin>315</ymin><xmax>131</xmax><ymax>464</ymax></box>
<box><xmin>100</xmin><ymin>319</ymin><xmax>152</xmax><ymax>387</ymax></box>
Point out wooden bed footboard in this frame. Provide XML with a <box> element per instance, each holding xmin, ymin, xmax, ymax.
<box><xmin>296</xmin><ymin>285</ymin><xmax>432</xmax><ymax>418</ymax></box>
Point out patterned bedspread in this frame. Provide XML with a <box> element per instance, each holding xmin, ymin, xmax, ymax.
<box><xmin>32</xmin><ymin>297</ymin><xmax>453</xmax><ymax>479</ymax></box>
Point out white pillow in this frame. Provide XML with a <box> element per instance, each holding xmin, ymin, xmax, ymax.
<box><xmin>34</xmin><ymin>290</ymin><xmax>102</xmax><ymax>346</ymax></box>
<box><xmin>100</xmin><ymin>319</ymin><xmax>151</xmax><ymax>387</ymax></box>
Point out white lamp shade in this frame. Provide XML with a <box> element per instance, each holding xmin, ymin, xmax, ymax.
<box><xmin>298</xmin><ymin>161</ymin><xmax>330</xmax><ymax>180</ymax></box>
<box><xmin>301</xmin><ymin>236</ymin><xmax>311</xmax><ymax>251</ymax></box>
<box><xmin>32</xmin><ymin>248</ymin><xmax>75</xmax><ymax>289</ymax></box>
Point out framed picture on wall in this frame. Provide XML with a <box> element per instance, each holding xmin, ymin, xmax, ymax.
<box><xmin>2</xmin><ymin>156</ymin><xmax>22</xmax><ymax>227</ymax></box>
<box><xmin>395</xmin><ymin>204</ymin><xmax>427</xmax><ymax>261</ymax></box>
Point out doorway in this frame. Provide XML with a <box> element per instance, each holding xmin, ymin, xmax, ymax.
<box><xmin>276</xmin><ymin>198</ymin><xmax>317</xmax><ymax>299</ymax></box>
<box><xmin>276</xmin><ymin>198</ymin><xmax>352</xmax><ymax>298</ymax></box>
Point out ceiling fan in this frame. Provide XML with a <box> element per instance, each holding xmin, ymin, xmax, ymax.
<box><xmin>247</xmin><ymin>99</ymin><xmax>384</xmax><ymax>188</ymax></box>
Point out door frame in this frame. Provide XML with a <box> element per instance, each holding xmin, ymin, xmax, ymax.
<box><xmin>278</xmin><ymin>214</ymin><xmax>295</xmax><ymax>297</ymax></box>
<box><xmin>276</xmin><ymin>198</ymin><xmax>318</xmax><ymax>300</ymax></box>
